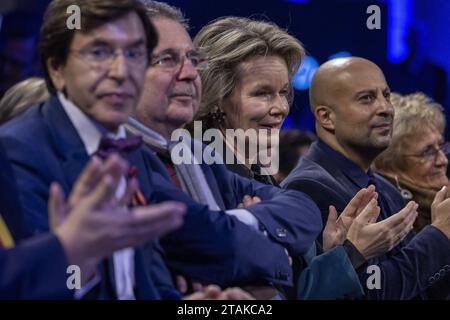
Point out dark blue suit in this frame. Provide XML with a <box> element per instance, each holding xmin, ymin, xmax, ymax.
<box><xmin>282</xmin><ymin>139</ymin><xmax>450</xmax><ymax>299</ymax></box>
<box><xmin>0</xmin><ymin>232</ymin><xmax>72</xmax><ymax>300</ymax></box>
<box><xmin>0</xmin><ymin>144</ymin><xmax>71</xmax><ymax>299</ymax></box>
<box><xmin>168</xmin><ymin>145</ymin><xmax>324</xmax><ymax>258</ymax></box>
<box><xmin>0</xmin><ymin>96</ymin><xmax>297</xmax><ymax>291</ymax></box>
<box><xmin>192</xmin><ymin>145</ymin><xmax>362</xmax><ymax>299</ymax></box>
<box><xmin>0</xmin><ymin>142</ymin><xmax>30</xmax><ymax>242</ymax></box>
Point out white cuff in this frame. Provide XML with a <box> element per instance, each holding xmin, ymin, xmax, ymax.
<box><xmin>225</xmin><ymin>209</ymin><xmax>259</xmax><ymax>231</ymax></box>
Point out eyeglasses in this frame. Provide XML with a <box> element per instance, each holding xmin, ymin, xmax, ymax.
<box><xmin>404</xmin><ymin>141</ymin><xmax>450</xmax><ymax>163</ymax></box>
<box><xmin>151</xmin><ymin>49</ymin><xmax>209</xmax><ymax>71</ymax></box>
<box><xmin>70</xmin><ymin>45</ymin><xmax>148</xmax><ymax>69</ymax></box>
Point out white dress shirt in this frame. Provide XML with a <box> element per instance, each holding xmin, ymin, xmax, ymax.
<box><xmin>58</xmin><ymin>92</ymin><xmax>135</xmax><ymax>300</ymax></box>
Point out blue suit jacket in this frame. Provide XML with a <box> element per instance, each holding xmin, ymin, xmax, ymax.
<box><xmin>0</xmin><ymin>143</ymin><xmax>30</xmax><ymax>242</ymax></box>
<box><xmin>0</xmin><ymin>232</ymin><xmax>73</xmax><ymax>299</ymax></box>
<box><xmin>0</xmin><ymin>144</ymin><xmax>71</xmax><ymax>299</ymax></box>
<box><xmin>172</xmin><ymin>143</ymin><xmax>324</xmax><ymax>258</ymax></box>
<box><xmin>176</xmin><ymin>143</ymin><xmax>359</xmax><ymax>299</ymax></box>
<box><xmin>190</xmin><ymin>144</ymin><xmax>361</xmax><ymax>299</ymax></box>
<box><xmin>282</xmin><ymin>140</ymin><xmax>450</xmax><ymax>299</ymax></box>
<box><xmin>131</xmin><ymin>144</ymin><xmax>307</xmax><ymax>288</ymax></box>
<box><xmin>0</xmin><ymin>96</ymin><xmax>296</xmax><ymax>290</ymax></box>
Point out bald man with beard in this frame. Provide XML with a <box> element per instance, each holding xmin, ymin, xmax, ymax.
<box><xmin>282</xmin><ymin>57</ymin><xmax>450</xmax><ymax>299</ymax></box>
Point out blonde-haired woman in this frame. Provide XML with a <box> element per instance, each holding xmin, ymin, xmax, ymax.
<box><xmin>191</xmin><ymin>16</ymin><xmax>304</xmax><ymax>185</ymax></box>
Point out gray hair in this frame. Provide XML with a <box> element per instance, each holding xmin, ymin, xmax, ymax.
<box><xmin>140</xmin><ymin>0</ymin><xmax>189</xmax><ymax>29</ymax></box>
<box><xmin>374</xmin><ymin>92</ymin><xmax>445</xmax><ymax>173</ymax></box>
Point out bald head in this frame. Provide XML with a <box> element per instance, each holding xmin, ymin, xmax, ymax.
<box><xmin>309</xmin><ymin>57</ymin><xmax>394</xmax><ymax>170</ymax></box>
<box><xmin>309</xmin><ymin>57</ymin><xmax>385</xmax><ymax>112</ymax></box>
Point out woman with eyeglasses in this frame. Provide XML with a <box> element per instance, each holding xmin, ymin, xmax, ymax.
<box><xmin>374</xmin><ymin>92</ymin><xmax>449</xmax><ymax>232</ymax></box>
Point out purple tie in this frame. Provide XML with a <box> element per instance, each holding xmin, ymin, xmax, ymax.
<box><xmin>95</xmin><ymin>136</ymin><xmax>142</xmax><ymax>160</ymax></box>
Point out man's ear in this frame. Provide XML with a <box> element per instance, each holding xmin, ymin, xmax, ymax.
<box><xmin>46</xmin><ymin>58</ymin><xmax>65</xmax><ymax>92</ymax></box>
<box><xmin>315</xmin><ymin>105</ymin><xmax>336</xmax><ymax>131</ymax></box>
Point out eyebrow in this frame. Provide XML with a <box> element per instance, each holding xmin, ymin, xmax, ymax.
<box><xmin>354</xmin><ymin>87</ymin><xmax>390</xmax><ymax>97</ymax></box>
<box><xmin>153</xmin><ymin>48</ymin><xmax>199</xmax><ymax>56</ymax></box>
<box><xmin>251</xmin><ymin>82</ymin><xmax>289</xmax><ymax>89</ymax></box>
<box><xmin>354</xmin><ymin>89</ymin><xmax>375</xmax><ymax>98</ymax></box>
<box><xmin>421</xmin><ymin>139</ymin><xmax>444</xmax><ymax>151</ymax></box>
<box><xmin>153</xmin><ymin>48</ymin><xmax>176</xmax><ymax>55</ymax></box>
<box><xmin>84</xmin><ymin>38</ymin><xmax>146</xmax><ymax>48</ymax></box>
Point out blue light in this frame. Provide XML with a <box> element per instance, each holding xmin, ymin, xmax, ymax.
<box><xmin>387</xmin><ymin>0</ymin><xmax>412</xmax><ymax>63</ymax></box>
<box><xmin>281</xmin><ymin>115</ymin><xmax>293</xmax><ymax>129</ymax></box>
<box><xmin>328</xmin><ymin>51</ymin><xmax>352</xmax><ymax>60</ymax></box>
<box><xmin>293</xmin><ymin>52</ymin><xmax>353</xmax><ymax>91</ymax></box>
<box><xmin>293</xmin><ymin>55</ymin><xmax>319</xmax><ymax>91</ymax></box>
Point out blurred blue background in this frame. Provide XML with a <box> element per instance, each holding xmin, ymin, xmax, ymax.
<box><xmin>1</xmin><ymin>0</ymin><xmax>449</xmax><ymax>136</ymax></box>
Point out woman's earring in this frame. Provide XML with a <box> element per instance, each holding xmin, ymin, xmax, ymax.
<box><xmin>211</xmin><ymin>107</ymin><xmax>226</xmax><ymax>124</ymax></box>
<box><xmin>394</xmin><ymin>175</ymin><xmax>413</xmax><ymax>200</ymax></box>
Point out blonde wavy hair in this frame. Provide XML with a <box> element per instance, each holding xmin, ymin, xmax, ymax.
<box><xmin>191</xmin><ymin>16</ymin><xmax>305</xmax><ymax>131</ymax></box>
<box><xmin>0</xmin><ymin>77</ymin><xmax>49</xmax><ymax>124</ymax></box>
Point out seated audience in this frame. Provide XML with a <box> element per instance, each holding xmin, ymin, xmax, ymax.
<box><xmin>0</xmin><ymin>147</ymin><xmax>185</xmax><ymax>299</ymax></box>
<box><xmin>0</xmin><ymin>0</ymin><xmax>279</xmax><ymax>299</ymax></box>
<box><xmin>130</xmin><ymin>1</ymin><xmax>322</xmax><ymax>298</ymax></box>
<box><xmin>191</xmin><ymin>17</ymin><xmax>415</xmax><ymax>299</ymax></box>
<box><xmin>282</xmin><ymin>57</ymin><xmax>450</xmax><ymax>299</ymax></box>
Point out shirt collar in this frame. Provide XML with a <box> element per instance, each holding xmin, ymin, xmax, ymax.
<box><xmin>316</xmin><ymin>139</ymin><xmax>372</xmax><ymax>189</ymax></box>
<box><xmin>57</xmin><ymin>92</ymin><xmax>126</xmax><ymax>156</ymax></box>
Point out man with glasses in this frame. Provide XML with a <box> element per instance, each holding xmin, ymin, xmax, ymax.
<box><xmin>282</xmin><ymin>57</ymin><xmax>450</xmax><ymax>299</ymax></box>
<box><xmin>125</xmin><ymin>0</ymin><xmax>326</xmax><ymax>298</ymax></box>
<box><xmin>0</xmin><ymin>0</ymin><xmax>297</xmax><ymax>299</ymax></box>
<box><xmin>0</xmin><ymin>0</ymin><xmax>175</xmax><ymax>300</ymax></box>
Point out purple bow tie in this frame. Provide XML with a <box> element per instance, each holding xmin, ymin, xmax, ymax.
<box><xmin>95</xmin><ymin>135</ymin><xmax>142</xmax><ymax>159</ymax></box>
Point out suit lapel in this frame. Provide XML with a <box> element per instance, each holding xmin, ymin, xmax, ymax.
<box><xmin>308</xmin><ymin>142</ymin><xmax>366</xmax><ymax>193</ymax></box>
<box><xmin>126</xmin><ymin>147</ymin><xmax>155</xmax><ymax>203</ymax></box>
<box><xmin>41</xmin><ymin>96</ymin><xmax>90</xmax><ymax>192</ymax></box>
<box><xmin>60</xmin><ymin>152</ymin><xmax>91</xmax><ymax>191</ymax></box>
<box><xmin>200</xmin><ymin>163</ymin><xmax>226</xmax><ymax>210</ymax></box>
<box><xmin>42</xmin><ymin>97</ymin><xmax>119</xmax><ymax>296</ymax></box>
<box><xmin>308</xmin><ymin>142</ymin><xmax>351</xmax><ymax>188</ymax></box>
